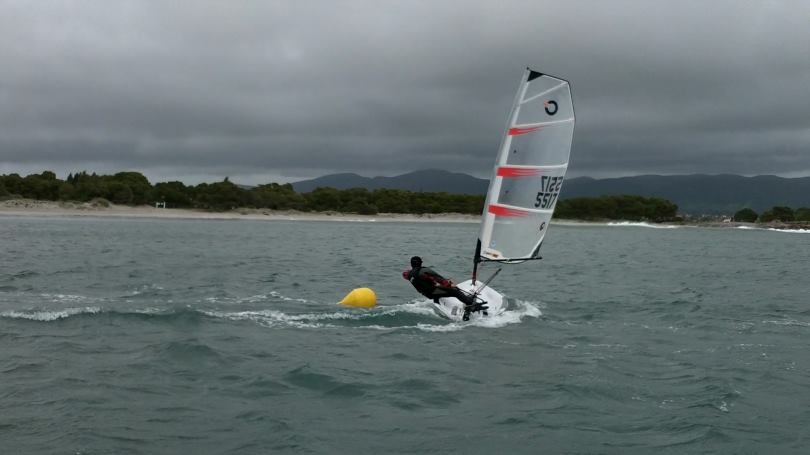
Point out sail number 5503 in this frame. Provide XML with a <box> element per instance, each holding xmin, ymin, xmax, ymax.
<box><xmin>535</xmin><ymin>176</ymin><xmax>564</xmax><ymax>209</ymax></box>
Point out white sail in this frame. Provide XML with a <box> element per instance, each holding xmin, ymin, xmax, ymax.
<box><xmin>478</xmin><ymin>69</ymin><xmax>575</xmax><ymax>262</ymax></box>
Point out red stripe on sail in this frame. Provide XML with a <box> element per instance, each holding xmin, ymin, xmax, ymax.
<box><xmin>508</xmin><ymin>126</ymin><xmax>542</xmax><ymax>136</ymax></box>
<box><xmin>497</xmin><ymin>166</ymin><xmax>542</xmax><ymax>178</ymax></box>
<box><xmin>488</xmin><ymin>204</ymin><xmax>531</xmax><ymax>218</ymax></box>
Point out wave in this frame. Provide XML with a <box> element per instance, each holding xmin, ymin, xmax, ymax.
<box><xmin>204</xmin><ymin>298</ymin><xmax>542</xmax><ymax>332</ymax></box>
<box><xmin>415</xmin><ymin>299</ymin><xmax>543</xmax><ymax>332</ymax></box>
<box><xmin>39</xmin><ymin>293</ymin><xmax>105</xmax><ymax>304</ymax></box>
<box><xmin>762</xmin><ymin>319</ymin><xmax>810</xmax><ymax>328</ymax></box>
<box><xmin>766</xmin><ymin>228</ymin><xmax>810</xmax><ymax>234</ymax></box>
<box><xmin>0</xmin><ymin>306</ymin><xmax>204</xmax><ymax>323</ymax></box>
<box><xmin>1</xmin><ymin>306</ymin><xmax>102</xmax><ymax>321</ymax></box>
<box><xmin>203</xmin><ymin>300</ymin><xmax>440</xmax><ymax>330</ymax></box>
<box><xmin>203</xmin><ymin>291</ymin><xmax>311</xmax><ymax>305</ymax></box>
<box><xmin>736</xmin><ymin>226</ymin><xmax>810</xmax><ymax>234</ymax></box>
<box><xmin>0</xmin><ymin>299</ymin><xmax>542</xmax><ymax>331</ymax></box>
<box><xmin>607</xmin><ymin>221</ymin><xmax>679</xmax><ymax>229</ymax></box>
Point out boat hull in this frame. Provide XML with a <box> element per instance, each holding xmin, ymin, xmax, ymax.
<box><xmin>432</xmin><ymin>279</ymin><xmax>505</xmax><ymax>322</ymax></box>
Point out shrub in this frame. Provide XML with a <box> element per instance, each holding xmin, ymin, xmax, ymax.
<box><xmin>732</xmin><ymin>208</ymin><xmax>758</xmax><ymax>222</ymax></box>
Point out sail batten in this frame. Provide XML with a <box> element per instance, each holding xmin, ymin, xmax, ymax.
<box><xmin>520</xmin><ymin>82</ymin><xmax>567</xmax><ymax>104</ymax></box>
<box><xmin>488</xmin><ymin>203</ymin><xmax>555</xmax><ymax>215</ymax></box>
<box><xmin>511</xmin><ymin>118</ymin><xmax>575</xmax><ymax>129</ymax></box>
<box><xmin>477</xmin><ymin>68</ymin><xmax>575</xmax><ymax>263</ymax></box>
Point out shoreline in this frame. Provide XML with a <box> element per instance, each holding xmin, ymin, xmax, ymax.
<box><xmin>0</xmin><ymin>199</ymin><xmax>479</xmax><ymax>223</ymax></box>
<box><xmin>1</xmin><ymin>199</ymin><xmax>807</xmax><ymax>230</ymax></box>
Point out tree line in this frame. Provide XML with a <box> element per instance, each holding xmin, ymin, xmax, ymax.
<box><xmin>553</xmin><ymin>195</ymin><xmax>679</xmax><ymax>222</ymax></box>
<box><xmin>0</xmin><ymin>171</ymin><xmax>691</xmax><ymax>221</ymax></box>
<box><xmin>0</xmin><ymin>171</ymin><xmax>484</xmax><ymax>214</ymax></box>
<box><xmin>732</xmin><ymin>207</ymin><xmax>810</xmax><ymax>223</ymax></box>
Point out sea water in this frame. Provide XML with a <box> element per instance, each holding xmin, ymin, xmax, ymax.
<box><xmin>1</xmin><ymin>216</ymin><xmax>808</xmax><ymax>454</ymax></box>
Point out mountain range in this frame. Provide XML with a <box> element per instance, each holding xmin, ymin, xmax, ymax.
<box><xmin>291</xmin><ymin>170</ymin><xmax>810</xmax><ymax>214</ymax></box>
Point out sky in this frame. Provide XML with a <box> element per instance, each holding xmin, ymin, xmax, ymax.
<box><xmin>1</xmin><ymin>0</ymin><xmax>809</xmax><ymax>185</ymax></box>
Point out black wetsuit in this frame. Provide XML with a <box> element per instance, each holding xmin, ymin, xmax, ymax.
<box><xmin>404</xmin><ymin>266</ymin><xmax>476</xmax><ymax>306</ymax></box>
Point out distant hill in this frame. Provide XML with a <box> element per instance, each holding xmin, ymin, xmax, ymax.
<box><xmin>292</xmin><ymin>169</ymin><xmax>489</xmax><ymax>194</ymax></box>
<box><xmin>562</xmin><ymin>174</ymin><xmax>810</xmax><ymax>214</ymax></box>
<box><xmin>292</xmin><ymin>170</ymin><xmax>810</xmax><ymax>214</ymax></box>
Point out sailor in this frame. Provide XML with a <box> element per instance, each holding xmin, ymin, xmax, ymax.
<box><xmin>402</xmin><ymin>256</ymin><xmax>487</xmax><ymax>321</ymax></box>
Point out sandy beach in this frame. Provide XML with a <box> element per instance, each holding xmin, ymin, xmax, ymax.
<box><xmin>0</xmin><ymin>198</ymin><xmax>481</xmax><ymax>223</ymax></box>
<box><xmin>3</xmin><ymin>199</ymin><xmax>807</xmax><ymax>231</ymax></box>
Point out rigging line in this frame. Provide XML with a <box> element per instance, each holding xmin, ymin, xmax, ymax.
<box><xmin>475</xmin><ymin>268</ymin><xmax>502</xmax><ymax>295</ymax></box>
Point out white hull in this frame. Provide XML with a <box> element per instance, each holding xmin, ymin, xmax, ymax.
<box><xmin>431</xmin><ymin>279</ymin><xmax>505</xmax><ymax>322</ymax></box>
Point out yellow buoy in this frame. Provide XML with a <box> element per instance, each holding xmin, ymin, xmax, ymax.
<box><xmin>339</xmin><ymin>287</ymin><xmax>377</xmax><ymax>308</ymax></box>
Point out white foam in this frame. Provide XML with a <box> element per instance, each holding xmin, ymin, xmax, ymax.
<box><xmin>1</xmin><ymin>306</ymin><xmax>102</xmax><ymax>321</ymax></box>
<box><xmin>268</xmin><ymin>291</ymin><xmax>309</xmax><ymax>303</ymax></box>
<box><xmin>133</xmin><ymin>307</ymin><xmax>167</xmax><ymax>314</ymax></box>
<box><xmin>203</xmin><ymin>292</ymin><xmax>310</xmax><ymax>305</ymax></box>
<box><xmin>414</xmin><ymin>308</ymin><xmax>537</xmax><ymax>332</ymax></box>
<box><xmin>204</xmin><ymin>294</ymin><xmax>271</xmax><ymax>304</ymax></box>
<box><xmin>762</xmin><ymin>319</ymin><xmax>810</xmax><ymax>327</ymax></box>
<box><xmin>39</xmin><ymin>293</ymin><xmax>102</xmax><ymax>304</ymax></box>
<box><xmin>414</xmin><ymin>322</ymin><xmax>466</xmax><ymax>332</ymax></box>
<box><xmin>736</xmin><ymin>226</ymin><xmax>810</xmax><ymax>234</ymax></box>
<box><xmin>381</xmin><ymin>299</ymin><xmax>439</xmax><ymax>317</ymax></box>
<box><xmin>126</xmin><ymin>284</ymin><xmax>165</xmax><ymax>296</ymax></box>
<box><xmin>607</xmin><ymin>221</ymin><xmax>679</xmax><ymax>229</ymax></box>
<box><xmin>202</xmin><ymin>309</ymin><xmax>348</xmax><ymax>328</ymax></box>
<box><xmin>766</xmin><ymin>228</ymin><xmax>810</xmax><ymax>234</ymax></box>
<box><xmin>200</xmin><ymin>298</ymin><xmax>542</xmax><ymax>332</ymax></box>
<box><xmin>468</xmin><ymin>299</ymin><xmax>542</xmax><ymax>329</ymax></box>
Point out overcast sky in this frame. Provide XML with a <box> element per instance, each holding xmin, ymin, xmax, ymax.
<box><xmin>1</xmin><ymin>0</ymin><xmax>808</xmax><ymax>184</ymax></box>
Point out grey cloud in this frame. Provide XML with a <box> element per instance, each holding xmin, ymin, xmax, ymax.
<box><xmin>1</xmin><ymin>0</ymin><xmax>808</xmax><ymax>184</ymax></box>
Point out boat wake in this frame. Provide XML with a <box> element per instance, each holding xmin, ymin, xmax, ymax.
<box><xmin>204</xmin><ymin>297</ymin><xmax>542</xmax><ymax>332</ymax></box>
<box><xmin>0</xmin><ymin>298</ymin><xmax>542</xmax><ymax>332</ymax></box>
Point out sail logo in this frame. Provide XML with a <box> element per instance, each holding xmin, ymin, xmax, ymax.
<box><xmin>535</xmin><ymin>175</ymin><xmax>564</xmax><ymax>209</ymax></box>
<box><xmin>544</xmin><ymin>100</ymin><xmax>558</xmax><ymax>115</ymax></box>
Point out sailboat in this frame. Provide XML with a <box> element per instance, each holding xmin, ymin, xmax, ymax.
<box><xmin>432</xmin><ymin>68</ymin><xmax>575</xmax><ymax>321</ymax></box>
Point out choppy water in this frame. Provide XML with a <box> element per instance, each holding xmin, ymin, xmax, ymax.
<box><xmin>1</xmin><ymin>216</ymin><xmax>808</xmax><ymax>454</ymax></box>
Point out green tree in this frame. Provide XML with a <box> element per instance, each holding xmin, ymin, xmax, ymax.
<box><xmin>109</xmin><ymin>172</ymin><xmax>151</xmax><ymax>204</ymax></box>
<box><xmin>733</xmin><ymin>208</ymin><xmax>758</xmax><ymax>222</ymax></box>
<box><xmin>193</xmin><ymin>179</ymin><xmax>246</xmax><ymax>210</ymax></box>
<box><xmin>794</xmin><ymin>207</ymin><xmax>810</xmax><ymax>222</ymax></box>
<box><xmin>21</xmin><ymin>173</ymin><xmax>60</xmax><ymax>200</ymax></box>
<box><xmin>58</xmin><ymin>183</ymin><xmax>75</xmax><ymax>200</ymax></box>
<box><xmin>304</xmin><ymin>187</ymin><xmax>342</xmax><ymax>212</ymax></box>
<box><xmin>74</xmin><ymin>172</ymin><xmax>105</xmax><ymax>201</ymax></box>
<box><xmin>1</xmin><ymin>174</ymin><xmax>24</xmax><ymax>195</ymax></box>
<box><xmin>106</xmin><ymin>182</ymin><xmax>134</xmax><ymax>204</ymax></box>
<box><xmin>759</xmin><ymin>206</ymin><xmax>794</xmax><ymax>222</ymax></box>
<box><xmin>151</xmin><ymin>181</ymin><xmax>193</xmax><ymax>207</ymax></box>
<box><xmin>555</xmin><ymin>195</ymin><xmax>678</xmax><ymax>221</ymax></box>
<box><xmin>370</xmin><ymin>189</ymin><xmax>412</xmax><ymax>213</ymax></box>
<box><xmin>251</xmin><ymin>183</ymin><xmax>305</xmax><ymax>210</ymax></box>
